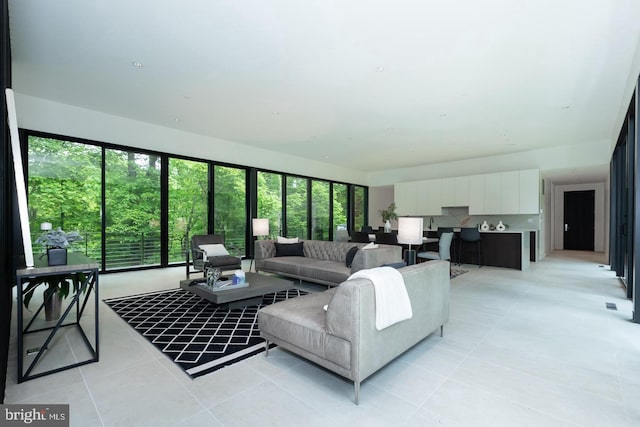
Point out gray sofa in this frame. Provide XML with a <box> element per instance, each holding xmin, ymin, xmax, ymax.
<box><xmin>254</xmin><ymin>239</ymin><xmax>403</xmax><ymax>287</ymax></box>
<box><xmin>258</xmin><ymin>260</ymin><xmax>450</xmax><ymax>404</ymax></box>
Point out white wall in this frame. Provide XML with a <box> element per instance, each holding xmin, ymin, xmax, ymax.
<box><xmin>552</xmin><ymin>182</ymin><xmax>606</xmax><ymax>252</ymax></box>
<box><xmin>368</xmin><ymin>185</ymin><xmax>394</xmax><ymax>230</ymax></box>
<box><xmin>14</xmin><ymin>93</ymin><xmax>369</xmax><ymax>185</ymax></box>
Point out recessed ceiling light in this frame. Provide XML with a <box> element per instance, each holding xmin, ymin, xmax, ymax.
<box><xmin>132</xmin><ymin>61</ymin><xmax>144</xmax><ymax>68</ymax></box>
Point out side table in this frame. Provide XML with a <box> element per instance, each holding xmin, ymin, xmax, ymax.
<box><xmin>16</xmin><ymin>253</ymin><xmax>99</xmax><ymax>383</ymax></box>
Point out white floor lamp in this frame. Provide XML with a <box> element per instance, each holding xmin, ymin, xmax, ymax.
<box><xmin>251</xmin><ymin>218</ymin><xmax>269</xmax><ymax>272</ymax></box>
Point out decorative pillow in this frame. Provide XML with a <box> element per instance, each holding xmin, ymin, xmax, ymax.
<box><xmin>345</xmin><ymin>246</ymin><xmax>359</xmax><ymax>267</ymax></box>
<box><xmin>199</xmin><ymin>244</ymin><xmax>229</xmax><ymax>258</ymax></box>
<box><xmin>277</xmin><ymin>236</ymin><xmax>299</xmax><ymax>244</ymax></box>
<box><xmin>274</xmin><ymin>242</ymin><xmax>305</xmax><ymax>257</ymax></box>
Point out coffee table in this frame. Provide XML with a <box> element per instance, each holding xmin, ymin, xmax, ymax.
<box><xmin>179</xmin><ymin>272</ymin><xmax>294</xmax><ymax>310</ymax></box>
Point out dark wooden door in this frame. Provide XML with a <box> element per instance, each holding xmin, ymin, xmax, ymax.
<box><xmin>563</xmin><ymin>190</ymin><xmax>595</xmax><ymax>250</ymax></box>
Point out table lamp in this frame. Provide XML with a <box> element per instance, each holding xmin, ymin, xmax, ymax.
<box><xmin>252</xmin><ymin>218</ymin><xmax>269</xmax><ymax>239</ymax></box>
<box><xmin>397</xmin><ymin>217</ymin><xmax>424</xmax><ymax>266</ymax></box>
<box><xmin>251</xmin><ymin>218</ymin><xmax>269</xmax><ymax>271</ymax></box>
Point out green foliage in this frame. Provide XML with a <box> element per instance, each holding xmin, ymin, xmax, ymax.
<box><xmin>22</xmin><ymin>272</ymin><xmax>86</xmax><ymax>310</ymax></box>
<box><xmin>213</xmin><ymin>165</ymin><xmax>247</xmax><ymax>254</ymax></box>
<box><xmin>27</xmin><ymin>136</ymin><xmax>360</xmax><ymax>269</ymax></box>
<box><xmin>168</xmin><ymin>158</ymin><xmax>208</xmax><ymax>261</ymax></box>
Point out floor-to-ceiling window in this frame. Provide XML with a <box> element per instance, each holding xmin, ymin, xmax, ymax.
<box><xmin>105</xmin><ymin>148</ymin><xmax>162</xmax><ymax>269</ymax></box>
<box><xmin>353</xmin><ymin>185</ymin><xmax>367</xmax><ymax>231</ymax></box>
<box><xmin>286</xmin><ymin>176</ymin><xmax>308</xmax><ymax>239</ymax></box>
<box><xmin>168</xmin><ymin>158</ymin><xmax>208</xmax><ymax>263</ymax></box>
<box><xmin>311</xmin><ymin>180</ymin><xmax>330</xmax><ymax>240</ymax></box>
<box><xmin>214</xmin><ymin>165</ymin><xmax>247</xmax><ymax>255</ymax></box>
<box><xmin>257</xmin><ymin>171</ymin><xmax>282</xmax><ymax>239</ymax></box>
<box><xmin>23</xmin><ymin>130</ymin><xmax>367</xmax><ymax>271</ymax></box>
<box><xmin>27</xmin><ymin>136</ymin><xmax>102</xmax><ymax>264</ymax></box>
<box><xmin>609</xmin><ymin>77</ymin><xmax>639</xmax><ymax>323</ymax></box>
<box><xmin>333</xmin><ymin>183</ymin><xmax>348</xmax><ymax>234</ymax></box>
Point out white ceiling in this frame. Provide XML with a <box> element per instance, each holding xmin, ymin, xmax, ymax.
<box><xmin>8</xmin><ymin>1</ymin><xmax>640</xmax><ymax>181</ymax></box>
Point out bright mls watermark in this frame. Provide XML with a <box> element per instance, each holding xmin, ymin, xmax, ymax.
<box><xmin>0</xmin><ymin>405</ymin><xmax>69</xmax><ymax>426</ymax></box>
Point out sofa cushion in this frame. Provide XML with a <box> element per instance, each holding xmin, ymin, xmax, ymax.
<box><xmin>303</xmin><ymin>240</ymin><xmax>365</xmax><ymax>263</ymax></box>
<box><xmin>277</xmin><ymin>236</ymin><xmax>299</xmax><ymax>244</ymax></box>
<box><xmin>275</xmin><ymin>242</ymin><xmax>305</xmax><ymax>257</ymax></box>
<box><xmin>199</xmin><ymin>243</ymin><xmax>230</xmax><ymax>257</ymax></box>
<box><xmin>345</xmin><ymin>246</ymin><xmax>359</xmax><ymax>267</ymax></box>
<box><xmin>259</xmin><ymin>292</ymin><xmax>332</xmax><ymax>359</ymax></box>
<box><xmin>259</xmin><ymin>257</ymin><xmax>303</xmax><ymax>276</ymax></box>
<box><xmin>298</xmin><ymin>259</ymin><xmax>352</xmax><ymax>285</ymax></box>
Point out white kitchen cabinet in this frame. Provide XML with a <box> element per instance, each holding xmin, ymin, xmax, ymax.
<box><xmin>483</xmin><ymin>173</ymin><xmax>502</xmax><ymax>214</ymax></box>
<box><xmin>394</xmin><ymin>169</ymin><xmax>539</xmax><ymax>216</ymax></box>
<box><xmin>394</xmin><ymin>181</ymin><xmax>417</xmax><ymax>215</ymax></box>
<box><xmin>519</xmin><ymin>169</ymin><xmax>540</xmax><ymax>214</ymax></box>
<box><xmin>501</xmin><ymin>171</ymin><xmax>520</xmax><ymax>214</ymax></box>
<box><xmin>468</xmin><ymin>174</ymin><xmax>485</xmax><ymax>214</ymax></box>
<box><xmin>441</xmin><ymin>176</ymin><xmax>469</xmax><ymax>207</ymax></box>
<box><xmin>418</xmin><ymin>179</ymin><xmax>442</xmax><ymax>215</ymax></box>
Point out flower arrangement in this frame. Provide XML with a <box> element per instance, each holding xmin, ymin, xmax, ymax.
<box><xmin>378</xmin><ymin>203</ymin><xmax>398</xmax><ymax>222</ymax></box>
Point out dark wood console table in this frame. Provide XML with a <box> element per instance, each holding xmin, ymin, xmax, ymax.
<box><xmin>15</xmin><ymin>253</ymin><xmax>99</xmax><ymax>382</ymax></box>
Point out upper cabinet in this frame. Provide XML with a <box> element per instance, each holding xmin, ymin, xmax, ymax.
<box><xmin>441</xmin><ymin>176</ymin><xmax>469</xmax><ymax>207</ymax></box>
<box><xmin>468</xmin><ymin>174</ymin><xmax>485</xmax><ymax>214</ymax></box>
<box><xmin>483</xmin><ymin>173</ymin><xmax>502</xmax><ymax>214</ymax></box>
<box><xmin>417</xmin><ymin>179</ymin><xmax>443</xmax><ymax>215</ymax></box>
<box><xmin>395</xmin><ymin>169</ymin><xmax>539</xmax><ymax>216</ymax></box>
<box><xmin>394</xmin><ymin>181</ymin><xmax>417</xmax><ymax>215</ymax></box>
<box><xmin>396</xmin><ymin>179</ymin><xmax>442</xmax><ymax>215</ymax></box>
<box><xmin>479</xmin><ymin>170</ymin><xmax>538</xmax><ymax>214</ymax></box>
<box><xmin>501</xmin><ymin>171</ymin><xmax>520</xmax><ymax>214</ymax></box>
<box><xmin>519</xmin><ymin>169</ymin><xmax>540</xmax><ymax>214</ymax></box>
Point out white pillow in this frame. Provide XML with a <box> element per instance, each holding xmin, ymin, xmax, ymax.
<box><xmin>277</xmin><ymin>236</ymin><xmax>299</xmax><ymax>244</ymax></box>
<box><xmin>199</xmin><ymin>244</ymin><xmax>229</xmax><ymax>258</ymax></box>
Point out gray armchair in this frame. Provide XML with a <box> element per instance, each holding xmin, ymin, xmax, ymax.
<box><xmin>186</xmin><ymin>234</ymin><xmax>242</xmax><ymax>278</ymax></box>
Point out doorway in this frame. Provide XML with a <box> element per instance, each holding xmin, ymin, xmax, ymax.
<box><xmin>563</xmin><ymin>190</ymin><xmax>595</xmax><ymax>250</ymax></box>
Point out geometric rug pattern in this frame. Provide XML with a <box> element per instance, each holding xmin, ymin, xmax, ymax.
<box><xmin>104</xmin><ymin>288</ymin><xmax>307</xmax><ymax>378</ymax></box>
<box><xmin>450</xmin><ymin>268</ymin><xmax>468</xmax><ymax>279</ymax></box>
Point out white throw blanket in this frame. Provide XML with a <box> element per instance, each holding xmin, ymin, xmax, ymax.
<box><xmin>348</xmin><ymin>267</ymin><xmax>413</xmax><ymax>330</ymax></box>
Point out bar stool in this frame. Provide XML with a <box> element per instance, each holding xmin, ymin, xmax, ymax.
<box><xmin>437</xmin><ymin>227</ymin><xmax>459</xmax><ymax>264</ymax></box>
<box><xmin>459</xmin><ymin>227</ymin><xmax>482</xmax><ymax>267</ymax></box>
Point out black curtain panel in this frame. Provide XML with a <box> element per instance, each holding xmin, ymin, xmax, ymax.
<box><xmin>1</xmin><ymin>0</ymin><xmax>13</xmax><ymax>403</ymax></box>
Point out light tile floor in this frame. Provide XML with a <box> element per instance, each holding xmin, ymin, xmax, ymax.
<box><xmin>5</xmin><ymin>251</ymin><xmax>640</xmax><ymax>426</ymax></box>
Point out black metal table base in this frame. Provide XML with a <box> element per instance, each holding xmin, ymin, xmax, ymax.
<box><xmin>16</xmin><ymin>255</ymin><xmax>99</xmax><ymax>383</ymax></box>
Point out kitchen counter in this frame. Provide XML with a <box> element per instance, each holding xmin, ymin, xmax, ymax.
<box><xmin>424</xmin><ymin>228</ymin><xmax>537</xmax><ymax>269</ymax></box>
<box><xmin>478</xmin><ymin>230</ymin><xmax>530</xmax><ymax>270</ymax></box>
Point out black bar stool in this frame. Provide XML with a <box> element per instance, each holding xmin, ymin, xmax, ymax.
<box><xmin>459</xmin><ymin>227</ymin><xmax>482</xmax><ymax>267</ymax></box>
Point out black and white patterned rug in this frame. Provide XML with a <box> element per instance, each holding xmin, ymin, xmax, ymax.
<box><xmin>451</xmin><ymin>268</ymin><xmax>468</xmax><ymax>279</ymax></box>
<box><xmin>104</xmin><ymin>288</ymin><xmax>307</xmax><ymax>379</ymax></box>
